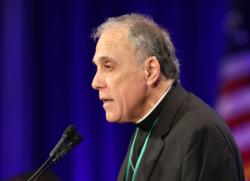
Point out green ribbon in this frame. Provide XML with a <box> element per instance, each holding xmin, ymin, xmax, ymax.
<box><xmin>125</xmin><ymin>117</ymin><xmax>159</xmax><ymax>181</ymax></box>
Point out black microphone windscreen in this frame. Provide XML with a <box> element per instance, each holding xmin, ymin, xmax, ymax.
<box><xmin>63</xmin><ymin>124</ymin><xmax>76</xmax><ymax>139</ymax></box>
<box><xmin>70</xmin><ymin>133</ymin><xmax>83</xmax><ymax>147</ymax></box>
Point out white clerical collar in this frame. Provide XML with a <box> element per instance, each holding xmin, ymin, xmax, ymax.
<box><xmin>136</xmin><ymin>86</ymin><xmax>171</xmax><ymax>124</ymax></box>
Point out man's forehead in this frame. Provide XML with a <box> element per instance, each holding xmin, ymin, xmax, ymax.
<box><xmin>95</xmin><ymin>28</ymin><xmax>133</xmax><ymax>53</ymax></box>
<box><xmin>93</xmin><ymin>26</ymin><xmax>139</xmax><ymax>67</ymax></box>
<box><xmin>93</xmin><ymin>40</ymin><xmax>118</xmax><ymax>65</ymax></box>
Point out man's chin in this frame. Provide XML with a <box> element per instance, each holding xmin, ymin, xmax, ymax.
<box><xmin>106</xmin><ymin>117</ymin><xmax>121</xmax><ymax>123</ymax></box>
<box><xmin>105</xmin><ymin>115</ymin><xmax>125</xmax><ymax>123</ymax></box>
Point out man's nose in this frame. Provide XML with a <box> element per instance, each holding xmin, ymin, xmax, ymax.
<box><xmin>91</xmin><ymin>71</ymin><xmax>105</xmax><ymax>90</ymax></box>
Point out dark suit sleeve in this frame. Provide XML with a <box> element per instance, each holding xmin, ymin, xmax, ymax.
<box><xmin>181</xmin><ymin>124</ymin><xmax>242</xmax><ymax>181</ymax></box>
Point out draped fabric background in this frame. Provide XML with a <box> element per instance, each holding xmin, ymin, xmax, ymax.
<box><xmin>0</xmin><ymin>0</ymin><xmax>249</xmax><ymax>180</ymax></box>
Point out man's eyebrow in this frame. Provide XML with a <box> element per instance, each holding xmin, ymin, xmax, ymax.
<box><xmin>92</xmin><ymin>56</ymin><xmax>116</xmax><ymax>65</ymax></box>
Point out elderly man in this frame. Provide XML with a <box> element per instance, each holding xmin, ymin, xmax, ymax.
<box><xmin>91</xmin><ymin>13</ymin><xmax>245</xmax><ymax>181</ymax></box>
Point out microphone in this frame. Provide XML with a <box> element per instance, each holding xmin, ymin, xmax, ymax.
<box><xmin>49</xmin><ymin>124</ymin><xmax>76</xmax><ymax>160</ymax></box>
<box><xmin>27</xmin><ymin>125</ymin><xmax>83</xmax><ymax>181</ymax></box>
<box><xmin>53</xmin><ymin>133</ymin><xmax>83</xmax><ymax>161</ymax></box>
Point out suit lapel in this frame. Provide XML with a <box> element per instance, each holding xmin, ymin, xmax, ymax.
<box><xmin>157</xmin><ymin>82</ymin><xmax>189</xmax><ymax>138</ymax></box>
<box><xmin>117</xmin><ymin>152</ymin><xmax>129</xmax><ymax>181</ymax></box>
<box><xmin>118</xmin><ymin>132</ymin><xmax>136</xmax><ymax>181</ymax></box>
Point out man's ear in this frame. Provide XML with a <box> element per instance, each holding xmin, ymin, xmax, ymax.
<box><xmin>144</xmin><ymin>56</ymin><xmax>161</xmax><ymax>86</ymax></box>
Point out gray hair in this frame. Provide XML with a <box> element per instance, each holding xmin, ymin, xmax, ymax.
<box><xmin>92</xmin><ymin>13</ymin><xmax>180</xmax><ymax>80</ymax></box>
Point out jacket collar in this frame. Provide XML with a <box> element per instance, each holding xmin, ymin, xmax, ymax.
<box><xmin>153</xmin><ymin>81</ymin><xmax>189</xmax><ymax>138</ymax></box>
<box><xmin>137</xmin><ymin>86</ymin><xmax>171</xmax><ymax>132</ymax></box>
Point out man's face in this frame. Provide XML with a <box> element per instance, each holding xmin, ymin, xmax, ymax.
<box><xmin>92</xmin><ymin>28</ymin><xmax>148</xmax><ymax>123</ymax></box>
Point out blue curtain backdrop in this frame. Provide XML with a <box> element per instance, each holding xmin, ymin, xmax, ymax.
<box><xmin>0</xmin><ymin>0</ymin><xmax>230</xmax><ymax>180</ymax></box>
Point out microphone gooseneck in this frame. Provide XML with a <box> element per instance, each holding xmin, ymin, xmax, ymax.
<box><xmin>27</xmin><ymin>125</ymin><xmax>83</xmax><ymax>181</ymax></box>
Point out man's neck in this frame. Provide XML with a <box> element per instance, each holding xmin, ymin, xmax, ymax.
<box><xmin>135</xmin><ymin>79</ymin><xmax>173</xmax><ymax>124</ymax></box>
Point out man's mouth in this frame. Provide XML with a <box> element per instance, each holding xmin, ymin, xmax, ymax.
<box><xmin>103</xmin><ymin>99</ymin><xmax>113</xmax><ymax>103</ymax></box>
<box><xmin>100</xmin><ymin>97</ymin><xmax>113</xmax><ymax>108</ymax></box>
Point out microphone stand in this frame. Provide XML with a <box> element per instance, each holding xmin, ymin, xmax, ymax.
<box><xmin>27</xmin><ymin>125</ymin><xmax>82</xmax><ymax>181</ymax></box>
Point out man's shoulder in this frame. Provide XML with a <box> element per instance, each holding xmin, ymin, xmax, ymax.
<box><xmin>161</xmin><ymin>92</ymin><xmax>238</xmax><ymax>152</ymax></box>
<box><xmin>160</xmin><ymin>88</ymin><xmax>233</xmax><ymax>141</ymax></box>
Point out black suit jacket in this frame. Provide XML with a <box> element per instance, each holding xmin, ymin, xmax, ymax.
<box><xmin>118</xmin><ymin>82</ymin><xmax>245</xmax><ymax>181</ymax></box>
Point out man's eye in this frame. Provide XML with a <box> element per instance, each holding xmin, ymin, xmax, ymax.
<box><xmin>104</xmin><ymin>64</ymin><xmax>113</xmax><ymax>70</ymax></box>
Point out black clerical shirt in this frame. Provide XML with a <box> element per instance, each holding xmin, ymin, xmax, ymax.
<box><xmin>127</xmin><ymin>85</ymin><xmax>174</xmax><ymax>180</ymax></box>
